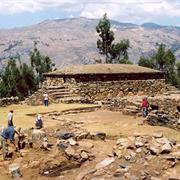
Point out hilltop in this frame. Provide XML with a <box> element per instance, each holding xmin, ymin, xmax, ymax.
<box><xmin>0</xmin><ymin>17</ymin><xmax>179</xmax><ymax>69</ymax></box>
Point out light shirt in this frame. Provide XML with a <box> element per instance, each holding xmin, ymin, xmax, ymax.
<box><xmin>8</xmin><ymin>112</ymin><xmax>14</xmax><ymax>126</ymax></box>
<box><xmin>43</xmin><ymin>93</ymin><xmax>48</xmax><ymax>100</ymax></box>
<box><xmin>8</xmin><ymin>112</ymin><xmax>13</xmax><ymax>121</ymax></box>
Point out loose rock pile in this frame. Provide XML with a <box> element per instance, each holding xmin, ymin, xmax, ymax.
<box><xmin>74</xmin><ymin>133</ymin><xmax>180</xmax><ymax>180</ymax></box>
<box><xmin>148</xmin><ymin>95</ymin><xmax>180</xmax><ymax>118</ymax></box>
<box><xmin>0</xmin><ymin>96</ymin><xmax>19</xmax><ymax>106</ymax></box>
<box><xmin>110</xmin><ymin>133</ymin><xmax>180</xmax><ymax>179</ymax></box>
<box><xmin>146</xmin><ymin>110</ymin><xmax>180</xmax><ymax>130</ymax></box>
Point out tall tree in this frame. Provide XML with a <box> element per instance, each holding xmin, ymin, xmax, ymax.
<box><xmin>138</xmin><ymin>44</ymin><xmax>179</xmax><ymax>88</ymax></box>
<box><xmin>155</xmin><ymin>44</ymin><xmax>167</xmax><ymax>71</ymax></box>
<box><xmin>30</xmin><ymin>41</ymin><xmax>55</xmax><ymax>84</ymax></box>
<box><xmin>96</xmin><ymin>13</ymin><xmax>130</xmax><ymax>64</ymax></box>
<box><xmin>0</xmin><ymin>57</ymin><xmax>36</xmax><ymax>98</ymax></box>
<box><xmin>176</xmin><ymin>62</ymin><xmax>180</xmax><ymax>88</ymax></box>
<box><xmin>110</xmin><ymin>39</ymin><xmax>130</xmax><ymax>63</ymax></box>
<box><xmin>138</xmin><ymin>56</ymin><xmax>155</xmax><ymax>69</ymax></box>
<box><xmin>96</xmin><ymin>13</ymin><xmax>114</xmax><ymax>63</ymax></box>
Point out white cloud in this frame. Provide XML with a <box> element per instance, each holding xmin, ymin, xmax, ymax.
<box><xmin>0</xmin><ymin>0</ymin><xmax>179</xmax><ymax>25</ymax></box>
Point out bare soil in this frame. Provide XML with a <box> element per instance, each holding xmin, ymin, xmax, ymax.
<box><xmin>0</xmin><ymin>106</ymin><xmax>179</xmax><ymax>180</ymax></box>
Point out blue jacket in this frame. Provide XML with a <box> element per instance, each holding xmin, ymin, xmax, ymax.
<box><xmin>1</xmin><ymin>126</ymin><xmax>15</xmax><ymax>141</ymax></box>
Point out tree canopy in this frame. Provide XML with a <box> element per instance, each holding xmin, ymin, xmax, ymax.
<box><xmin>30</xmin><ymin>41</ymin><xmax>55</xmax><ymax>84</ymax></box>
<box><xmin>0</xmin><ymin>42</ymin><xmax>56</xmax><ymax>98</ymax></box>
<box><xmin>96</xmin><ymin>13</ymin><xmax>130</xmax><ymax>64</ymax></box>
<box><xmin>138</xmin><ymin>44</ymin><xmax>180</xmax><ymax>88</ymax></box>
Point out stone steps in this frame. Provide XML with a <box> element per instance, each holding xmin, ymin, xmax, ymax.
<box><xmin>167</xmin><ymin>90</ymin><xmax>180</xmax><ymax>94</ymax></box>
<box><xmin>48</xmin><ymin>88</ymin><xmax>70</xmax><ymax>93</ymax></box>
<box><xmin>122</xmin><ymin>105</ymin><xmax>139</xmax><ymax>115</ymax></box>
<box><xmin>46</xmin><ymin>86</ymin><xmax>66</xmax><ymax>90</ymax></box>
<box><xmin>58</xmin><ymin>96</ymin><xmax>84</xmax><ymax>103</ymax></box>
<box><xmin>166</xmin><ymin>85</ymin><xmax>178</xmax><ymax>91</ymax></box>
<box><xmin>55</xmin><ymin>94</ymin><xmax>73</xmax><ymax>98</ymax></box>
<box><xmin>45</xmin><ymin>85</ymin><xmax>83</xmax><ymax>103</ymax></box>
<box><xmin>51</xmin><ymin>91</ymin><xmax>72</xmax><ymax>96</ymax></box>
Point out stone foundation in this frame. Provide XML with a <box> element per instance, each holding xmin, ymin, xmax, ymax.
<box><xmin>43</xmin><ymin>77</ymin><xmax>166</xmax><ymax>102</ymax></box>
<box><xmin>148</xmin><ymin>95</ymin><xmax>180</xmax><ymax>118</ymax></box>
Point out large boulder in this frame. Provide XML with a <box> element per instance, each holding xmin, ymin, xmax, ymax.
<box><xmin>9</xmin><ymin>163</ymin><xmax>22</xmax><ymax>178</ymax></box>
<box><xmin>56</xmin><ymin>131</ymin><xmax>75</xmax><ymax>140</ymax></box>
<box><xmin>90</xmin><ymin>132</ymin><xmax>106</xmax><ymax>141</ymax></box>
<box><xmin>31</xmin><ymin>129</ymin><xmax>46</xmax><ymax>142</ymax></box>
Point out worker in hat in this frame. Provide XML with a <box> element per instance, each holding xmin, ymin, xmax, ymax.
<box><xmin>35</xmin><ymin>114</ymin><xmax>43</xmax><ymax>129</ymax></box>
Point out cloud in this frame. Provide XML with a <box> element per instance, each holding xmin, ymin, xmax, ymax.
<box><xmin>80</xmin><ymin>0</ymin><xmax>180</xmax><ymax>24</ymax></box>
<box><xmin>0</xmin><ymin>0</ymin><xmax>179</xmax><ymax>25</ymax></box>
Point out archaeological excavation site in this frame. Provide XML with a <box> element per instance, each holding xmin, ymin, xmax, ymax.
<box><xmin>0</xmin><ymin>64</ymin><xmax>180</xmax><ymax>180</ymax></box>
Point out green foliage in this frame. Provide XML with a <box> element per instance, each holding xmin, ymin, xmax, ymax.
<box><xmin>96</xmin><ymin>13</ymin><xmax>131</xmax><ymax>64</ymax></box>
<box><xmin>0</xmin><ymin>58</ymin><xmax>36</xmax><ymax>98</ymax></box>
<box><xmin>30</xmin><ymin>41</ymin><xmax>55</xmax><ymax>84</ymax></box>
<box><xmin>0</xmin><ymin>42</ymin><xmax>55</xmax><ymax>98</ymax></box>
<box><xmin>138</xmin><ymin>44</ymin><xmax>180</xmax><ymax>88</ymax></box>
<box><xmin>138</xmin><ymin>56</ymin><xmax>155</xmax><ymax>69</ymax></box>
<box><xmin>110</xmin><ymin>40</ymin><xmax>130</xmax><ymax>63</ymax></box>
<box><xmin>176</xmin><ymin>62</ymin><xmax>180</xmax><ymax>88</ymax></box>
<box><xmin>96</xmin><ymin>13</ymin><xmax>114</xmax><ymax>63</ymax></box>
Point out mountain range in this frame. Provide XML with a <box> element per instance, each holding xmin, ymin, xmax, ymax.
<box><xmin>0</xmin><ymin>17</ymin><xmax>179</xmax><ymax>69</ymax></box>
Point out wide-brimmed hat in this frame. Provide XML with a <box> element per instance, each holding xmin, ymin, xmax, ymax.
<box><xmin>37</xmin><ymin>114</ymin><xmax>42</xmax><ymax>119</ymax></box>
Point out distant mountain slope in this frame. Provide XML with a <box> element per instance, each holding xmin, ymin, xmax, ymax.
<box><xmin>0</xmin><ymin>17</ymin><xmax>179</xmax><ymax>69</ymax></box>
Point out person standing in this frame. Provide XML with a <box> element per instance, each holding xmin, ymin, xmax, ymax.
<box><xmin>141</xmin><ymin>97</ymin><xmax>149</xmax><ymax>117</ymax></box>
<box><xmin>43</xmin><ymin>92</ymin><xmax>49</xmax><ymax>106</ymax></box>
<box><xmin>8</xmin><ymin>110</ymin><xmax>14</xmax><ymax>127</ymax></box>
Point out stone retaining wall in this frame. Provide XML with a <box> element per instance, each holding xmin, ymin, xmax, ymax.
<box><xmin>148</xmin><ymin>96</ymin><xmax>180</xmax><ymax>118</ymax></box>
<box><xmin>43</xmin><ymin>77</ymin><xmax>166</xmax><ymax>102</ymax></box>
<box><xmin>0</xmin><ymin>96</ymin><xmax>19</xmax><ymax>106</ymax></box>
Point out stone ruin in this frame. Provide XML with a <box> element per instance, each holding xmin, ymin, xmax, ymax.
<box><xmin>26</xmin><ymin>64</ymin><xmax>165</xmax><ymax>105</ymax></box>
<box><xmin>5</xmin><ymin>115</ymin><xmax>180</xmax><ymax>180</ymax></box>
<box><xmin>25</xmin><ymin>64</ymin><xmax>180</xmax><ymax>130</ymax></box>
<box><xmin>0</xmin><ymin>96</ymin><xmax>19</xmax><ymax>106</ymax></box>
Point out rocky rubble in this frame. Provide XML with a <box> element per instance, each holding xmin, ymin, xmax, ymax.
<box><xmin>148</xmin><ymin>95</ymin><xmax>180</xmax><ymax>118</ymax></box>
<box><xmin>0</xmin><ymin>96</ymin><xmax>19</xmax><ymax>106</ymax></box>
<box><xmin>146</xmin><ymin>110</ymin><xmax>180</xmax><ymax>130</ymax></box>
<box><xmin>109</xmin><ymin>133</ymin><xmax>180</xmax><ymax>180</ymax></box>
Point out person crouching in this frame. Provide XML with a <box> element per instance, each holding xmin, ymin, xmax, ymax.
<box><xmin>35</xmin><ymin>114</ymin><xmax>43</xmax><ymax>129</ymax></box>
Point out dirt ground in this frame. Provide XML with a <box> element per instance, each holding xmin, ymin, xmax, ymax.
<box><xmin>0</xmin><ymin>105</ymin><xmax>180</xmax><ymax>180</ymax></box>
<box><xmin>0</xmin><ymin>103</ymin><xmax>98</xmax><ymax>129</ymax></box>
<box><xmin>61</xmin><ymin>110</ymin><xmax>180</xmax><ymax>141</ymax></box>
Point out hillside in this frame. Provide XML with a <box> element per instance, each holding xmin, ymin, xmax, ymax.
<box><xmin>0</xmin><ymin>17</ymin><xmax>179</xmax><ymax>69</ymax></box>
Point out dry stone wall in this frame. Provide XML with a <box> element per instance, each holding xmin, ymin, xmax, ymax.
<box><xmin>148</xmin><ymin>96</ymin><xmax>180</xmax><ymax>118</ymax></box>
<box><xmin>0</xmin><ymin>96</ymin><xmax>19</xmax><ymax>106</ymax></box>
<box><xmin>43</xmin><ymin>77</ymin><xmax>166</xmax><ymax>102</ymax></box>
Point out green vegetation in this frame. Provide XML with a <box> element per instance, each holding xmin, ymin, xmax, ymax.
<box><xmin>138</xmin><ymin>44</ymin><xmax>180</xmax><ymax>88</ymax></box>
<box><xmin>96</xmin><ymin>13</ymin><xmax>130</xmax><ymax>64</ymax></box>
<box><xmin>0</xmin><ymin>42</ymin><xmax>55</xmax><ymax>98</ymax></box>
<box><xmin>30</xmin><ymin>41</ymin><xmax>55</xmax><ymax>84</ymax></box>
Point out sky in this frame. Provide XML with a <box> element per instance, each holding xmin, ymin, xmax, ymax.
<box><xmin>0</xmin><ymin>0</ymin><xmax>179</xmax><ymax>29</ymax></box>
